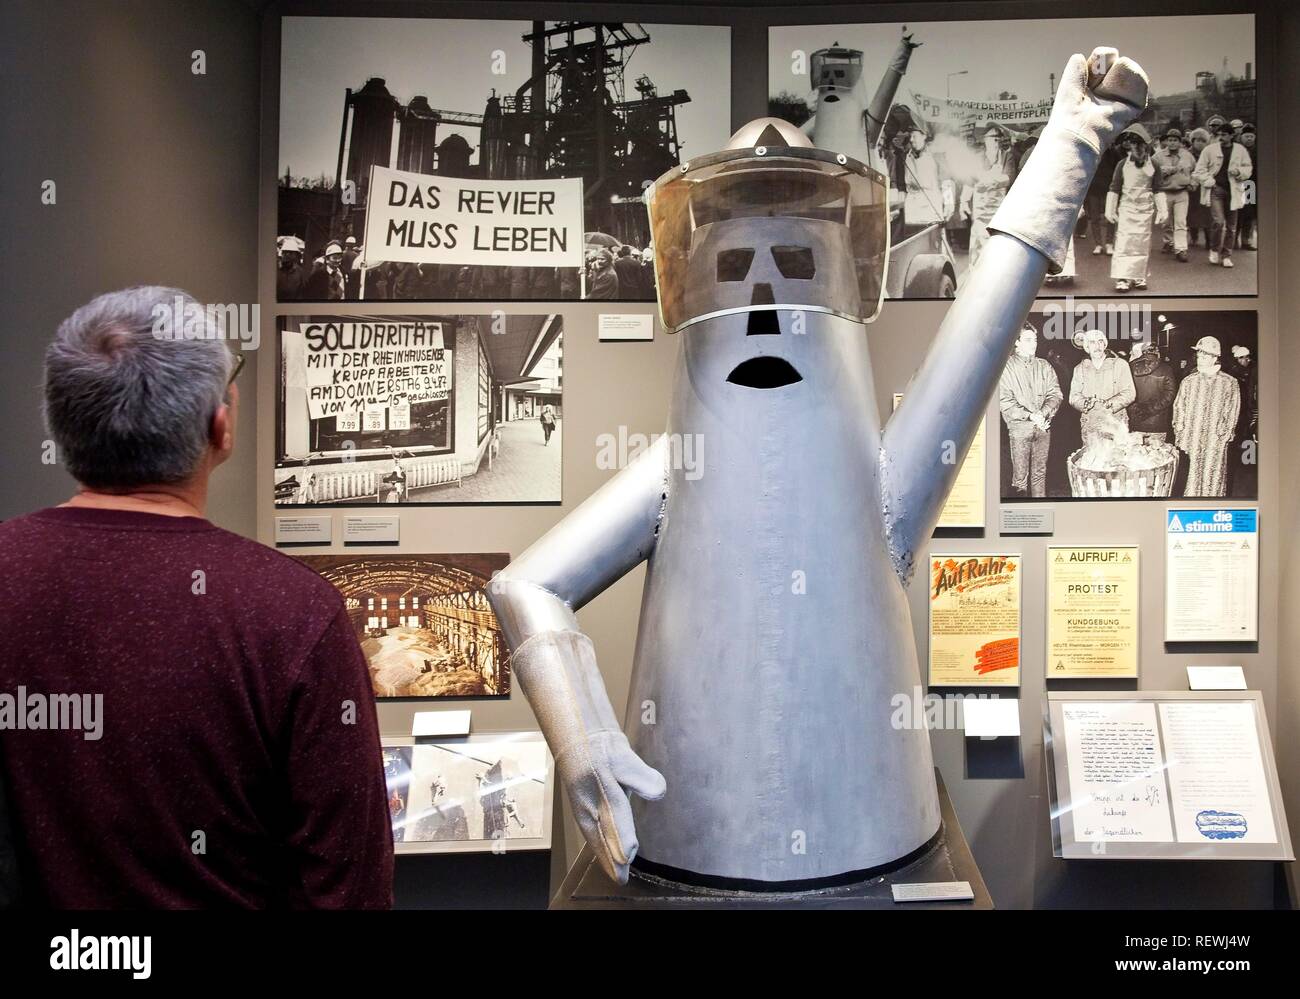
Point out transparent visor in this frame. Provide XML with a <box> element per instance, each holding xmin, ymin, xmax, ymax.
<box><xmin>647</xmin><ymin>148</ymin><xmax>889</xmax><ymax>333</ymax></box>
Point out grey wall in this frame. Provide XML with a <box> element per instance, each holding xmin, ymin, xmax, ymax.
<box><xmin>0</xmin><ymin>0</ymin><xmax>260</xmax><ymax>536</ymax></box>
<box><xmin>1273</xmin><ymin>1</ymin><xmax>1299</xmax><ymax>909</ymax></box>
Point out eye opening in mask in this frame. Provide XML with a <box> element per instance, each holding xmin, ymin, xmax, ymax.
<box><xmin>771</xmin><ymin>245</ymin><xmax>815</xmax><ymax>280</ymax></box>
<box><xmin>716</xmin><ymin>248</ymin><xmax>755</xmax><ymax>282</ymax></box>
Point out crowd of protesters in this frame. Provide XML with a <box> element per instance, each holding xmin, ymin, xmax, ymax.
<box><xmin>277</xmin><ymin>233</ymin><xmax>657</xmax><ymax>302</ymax></box>
<box><xmin>881</xmin><ymin>108</ymin><xmax>1257</xmax><ymax>292</ymax></box>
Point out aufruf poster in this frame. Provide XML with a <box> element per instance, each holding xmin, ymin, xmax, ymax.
<box><xmin>928</xmin><ymin>554</ymin><xmax>1021</xmax><ymax>687</ymax></box>
<box><xmin>1047</xmin><ymin>546</ymin><xmax>1140</xmax><ymax>679</ymax></box>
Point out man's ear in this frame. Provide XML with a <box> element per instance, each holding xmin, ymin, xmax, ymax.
<box><xmin>211</xmin><ymin>384</ymin><xmax>238</xmax><ymax>459</ymax></box>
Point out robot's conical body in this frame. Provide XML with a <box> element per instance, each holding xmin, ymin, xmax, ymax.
<box><xmin>626</xmin><ymin>310</ymin><xmax>940</xmax><ymax>882</ymax></box>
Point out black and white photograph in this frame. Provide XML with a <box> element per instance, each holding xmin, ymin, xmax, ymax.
<box><xmin>276</xmin><ymin>16</ymin><xmax>732</xmax><ymax>303</ymax></box>
<box><xmin>768</xmin><ymin>14</ymin><xmax>1257</xmax><ymax>298</ymax></box>
<box><xmin>275</xmin><ymin>314</ymin><xmax>562</xmax><ymax>505</ymax></box>
<box><xmin>298</xmin><ymin>554</ymin><xmax>511</xmax><ymax>699</ymax></box>
<box><xmin>381</xmin><ymin>734</ymin><xmax>552</xmax><ymax>853</ymax></box>
<box><xmin>997</xmin><ymin>309</ymin><xmax>1258</xmax><ymax>501</ymax></box>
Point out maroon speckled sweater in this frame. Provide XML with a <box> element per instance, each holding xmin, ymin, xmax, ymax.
<box><xmin>0</xmin><ymin>507</ymin><xmax>393</xmax><ymax>908</ymax></box>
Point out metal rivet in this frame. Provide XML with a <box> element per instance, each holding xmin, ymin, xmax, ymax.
<box><xmin>680</xmin><ymin>163</ymin><xmax>689</xmax><ymax>173</ymax></box>
<box><xmin>836</xmin><ymin>153</ymin><xmax>847</xmax><ymax>164</ymax></box>
<box><xmin>755</xmin><ymin>145</ymin><xmax>767</xmax><ymax>156</ymax></box>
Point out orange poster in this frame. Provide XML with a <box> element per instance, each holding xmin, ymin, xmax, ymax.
<box><xmin>928</xmin><ymin>554</ymin><xmax>1021</xmax><ymax>687</ymax></box>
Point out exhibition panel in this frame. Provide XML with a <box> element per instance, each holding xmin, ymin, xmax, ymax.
<box><xmin>252</xmin><ymin>3</ymin><xmax>1287</xmax><ymax>910</ymax></box>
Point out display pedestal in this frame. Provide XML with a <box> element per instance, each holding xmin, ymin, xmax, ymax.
<box><xmin>551</xmin><ymin>770</ymin><xmax>992</xmax><ymax>909</ymax></box>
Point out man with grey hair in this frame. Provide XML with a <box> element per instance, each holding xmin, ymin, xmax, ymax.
<box><xmin>0</xmin><ymin>287</ymin><xmax>393</xmax><ymax>908</ymax></box>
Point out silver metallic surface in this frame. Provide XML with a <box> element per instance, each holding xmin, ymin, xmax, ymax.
<box><xmin>486</xmin><ymin>48</ymin><xmax>1147</xmax><ymax>886</ymax></box>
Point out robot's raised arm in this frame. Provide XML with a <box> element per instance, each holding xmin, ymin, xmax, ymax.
<box><xmin>880</xmin><ymin>47</ymin><xmax>1148</xmax><ymax>583</ymax></box>
<box><xmin>880</xmin><ymin>235</ymin><xmax>1048</xmax><ymax>581</ymax></box>
<box><xmin>485</xmin><ymin>435</ymin><xmax>669</xmax><ymax>884</ymax></box>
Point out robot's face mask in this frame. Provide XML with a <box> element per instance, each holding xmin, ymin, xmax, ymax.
<box><xmin>809</xmin><ymin>48</ymin><xmax>865</xmax><ymax>95</ymax></box>
<box><xmin>647</xmin><ymin>145</ymin><xmax>889</xmax><ymax>336</ymax></box>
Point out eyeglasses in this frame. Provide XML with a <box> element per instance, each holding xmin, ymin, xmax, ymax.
<box><xmin>226</xmin><ymin>352</ymin><xmax>246</xmax><ymax>392</ymax></box>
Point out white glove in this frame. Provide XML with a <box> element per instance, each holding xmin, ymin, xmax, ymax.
<box><xmin>509</xmin><ymin>630</ymin><xmax>665</xmax><ymax>883</ymax></box>
<box><xmin>990</xmin><ymin>46</ymin><xmax>1148</xmax><ymax>271</ymax></box>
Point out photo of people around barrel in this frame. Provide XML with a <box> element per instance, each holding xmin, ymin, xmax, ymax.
<box><xmin>997</xmin><ymin>308</ymin><xmax>1257</xmax><ymax>500</ymax></box>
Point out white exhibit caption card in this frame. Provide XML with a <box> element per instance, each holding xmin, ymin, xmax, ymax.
<box><xmin>274</xmin><ymin>516</ymin><xmax>332</xmax><ymax>545</ymax></box>
<box><xmin>892</xmin><ymin>882</ymin><xmax>975</xmax><ymax>902</ymax></box>
<box><xmin>411</xmin><ymin>710</ymin><xmax>472</xmax><ymax>738</ymax></box>
<box><xmin>1000</xmin><ymin>506</ymin><xmax>1054</xmax><ymax>535</ymax></box>
<box><xmin>1186</xmin><ymin>666</ymin><xmax>1248</xmax><ymax>691</ymax></box>
<box><xmin>343</xmin><ymin>515</ymin><xmax>400</xmax><ymax>544</ymax></box>
<box><xmin>962</xmin><ymin>697</ymin><xmax>1020</xmax><ymax>737</ymax></box>
<box><xmin>1165</xmin><ymin>509</ymin><xmax>1258</xmax><ymax>642</ymax></box>
<box><xmin>598</xmin><ymin>313</ymin><xmax>655</xmax><ymax>341</ymax></box>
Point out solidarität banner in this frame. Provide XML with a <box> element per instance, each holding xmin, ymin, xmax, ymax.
<box><xmin>300</xmin><ymin>320</ymin><xmax>449</xmax><ymax>421</ymax></box>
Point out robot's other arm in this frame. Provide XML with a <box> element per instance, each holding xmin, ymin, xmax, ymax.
<box><xmin>486</xmin><ymin>435</ymin><xmax>669</xmax><ymax>884</ymax></box>
<box><xmin>880</xmin><ymin>48</ymin><xmax>1147</xmax><ymax>582</ymax></box>
<box><xmin>865</xmin><ymin>30</ymin><xmax>921</xmax><ymax>148</ymax></box>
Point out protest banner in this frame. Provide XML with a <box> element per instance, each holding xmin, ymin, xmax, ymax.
<box><xmin>363</xmin><ymin>165</ymin><xmax>584</xmax><ymax>269</ymax></box>
<box><xmin>300</xmin><ymin>320</ymin><xmax>450</xmax><ymax>420</ymax></box>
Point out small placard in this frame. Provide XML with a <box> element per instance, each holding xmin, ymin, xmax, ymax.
<box><xmin>962</xmin><ymin>697</ymin><xmax>1021</xmax><ymax>737</ymax></box>
<box><xmin>412</xmin><ymin>710</ymin><xmax>471</xmax><ymax>738</ymax></box>
<box><xmin>274</xmin><ymin>515</ymin><xmax>332</xmax><ymax>545</ymax></box>
<box><xmin>999</xmin><ymin>506</ymin><xmax>1054</xmax><ymax>535</ymax></box>
<box><xmin>598</xmin><ymin>313</ymin><xmax>654</xmax><ymax>342</ymax></box>
<box><xmin>343</xmin><ymin>515</ymin><xmax>400</xmax><ymax>544</ymax></box>
<box><xmin>1187</xmin><ymin>666</ymin><xmax>1248</xmax><ymax>691</ymax></box>
<box><xmin>892</xmin><ymin>881</ymin><xmax>975</xmax><ymax>903</ymax></box>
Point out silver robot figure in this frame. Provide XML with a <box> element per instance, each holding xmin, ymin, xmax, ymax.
<box><xmin>488</xmin><ymin>48</ymin><xmax>1148</xmax><ymax>888</ymax></box>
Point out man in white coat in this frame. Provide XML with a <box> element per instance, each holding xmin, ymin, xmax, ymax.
<box><xmin>1192</xmin><ymin>120</ymin><xmax>1253</xmax><ymax>268</ymax></box>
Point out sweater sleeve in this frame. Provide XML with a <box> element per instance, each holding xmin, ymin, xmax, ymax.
<box><xmin>1109</xmin><ymin>159</ymin><xmax>1125</xmax><ymax>194</ymax></box>
<box><xmin>282</xmin><ymin>605</ymin><xmax>394</xmax><ymax>909</ymax></box>
<box><xmin>1042</xmin><ymin>363</ymin><xmax>1064</xmax><ymax>419</ymax></box>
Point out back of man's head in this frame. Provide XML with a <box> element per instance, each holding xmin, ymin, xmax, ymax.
<box><xmin>43</xmin><ymin>286</ymin><xmax>233</xmax><ymax>490</ymax></box>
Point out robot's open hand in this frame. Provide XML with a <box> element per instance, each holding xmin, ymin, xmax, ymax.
<box><xmin>1049</xmin><ymin>47</ymin><xmax>1149</xmax><ymax>153</ymax></box>
<box><xmin>556</xmin><ymin>729</ymin><xmax>667</xmax><ymax>884</ymax></box>
<box><xmin>505</xmin><ymin>628</ymin><xmax>666</xmax><ymax>884</ymax></box>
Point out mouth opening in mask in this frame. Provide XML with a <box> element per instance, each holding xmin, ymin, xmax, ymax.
<box><xmin>727</xmin><ymin>356</ymin><xmax>803</xmax><ymax>389</ymax></box>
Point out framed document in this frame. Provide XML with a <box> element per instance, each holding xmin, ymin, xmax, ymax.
<box><xmin>1046</xmin><ymin>546</ymin><xmax>1139</xmax><ymax>679</ymax></box>
<box><xmin>381</xmin><ymin>732</ymin><xmax>554</xmax><ymax>855</ymax></box>
<box><xmin>894</xmin><ymin>394</ymin><xmax>985</xmax><ymax>529</ymax></box>
<box><xmin>1165</xmin><ymin>509</ymin><xmax>1258</xmax><ymax>642</ymax></box>
<box><xmin>927</xmin><ymin>554</ymin><xmax>1021</xmax><ymax>687</ymax></box>
<box><xmin>1045</xmin><ymin>691</ymin><xmax>1292</xmax><ymax>861</ymax></box>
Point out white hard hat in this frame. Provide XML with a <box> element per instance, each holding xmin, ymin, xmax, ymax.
<box><xmin>1193</xmin><ymin>335</ymin><xmax>1222</xmax><ymax>357</ymax></box>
